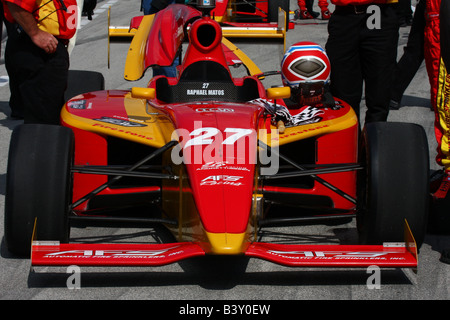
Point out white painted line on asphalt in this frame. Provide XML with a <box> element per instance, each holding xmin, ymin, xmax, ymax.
<box><xmin>0</xmin><ymin>76</ymin><xmax>9</xmax><ymax>87</ymax></box>
<box><xmin>79</xmin><ymin>0</ymin><xmax>119</xmax><ymax>29</ymax></box>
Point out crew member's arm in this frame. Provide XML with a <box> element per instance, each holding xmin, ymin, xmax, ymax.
<box><xmin>6</xmin><ymin>2</ymin><xmax>58</xmax><ymax>53</ymax></box>
<box><xmin>441</xmin><ymin>0</ymin><xmax>450</xmax><ymax>67</ymax></box>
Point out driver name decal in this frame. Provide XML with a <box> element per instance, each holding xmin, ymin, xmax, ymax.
<box><xmin>186</xmin><ymin>89</ymin><xmax>225</xmax><ymax>96</ymax></box>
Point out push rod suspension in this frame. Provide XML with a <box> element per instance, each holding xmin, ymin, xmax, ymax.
<box><xmin>70</xmin><ymin>140</ymin><xmax>178</xmax><ymax>209</ymax></box>
<box><xmin>258</xmin><ymin>141</ymin><xmax>357</xmax><ymax>204</ymax></box>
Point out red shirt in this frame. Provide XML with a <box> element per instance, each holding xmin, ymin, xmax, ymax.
<box><xmin>2</xmin><ymin>0</ymin><xmax>78</xmax><ymax>39</ymax></box>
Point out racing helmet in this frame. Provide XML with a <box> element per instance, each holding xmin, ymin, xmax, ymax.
<box><xmin>281</xmin><ymin>41</ymin><xmax>331</xmax><ymax>106</ymax></box>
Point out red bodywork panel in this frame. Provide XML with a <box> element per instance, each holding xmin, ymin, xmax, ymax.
<box><xmin>144</xmin><ymin>5</ymin><xmax>200</xmax><ymax>68</ymax></box>
<box><xmin>161</xmin><ymin>102</ymin><xmax>263</xmax><ymax>233</ymax></box>
<box><xmin>62</xmin><ymin>91</ymin><xmax>161</xmax><ymax>212</ymax></box>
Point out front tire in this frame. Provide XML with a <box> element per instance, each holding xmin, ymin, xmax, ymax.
<box><xmin>64</xmin><ymin>70</ymin><xmax>105</xmax><ymax>101</ymax></box>
<box><xmin>357</xmin><ymin>122</ymin><xmax>429</xmax><ymax>247</ymax></box>
<box><xmin>4</xmin><ymin>124</ymin><xmax>74</xmax><ymax>256</ymax></box>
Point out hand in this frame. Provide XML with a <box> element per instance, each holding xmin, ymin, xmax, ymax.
<box><xmin>30</xmin><ymin>29</ymin><xmax>59</xmax><ymax>54</ymax></box>
<box><xmin>6</xmin><ymin>2</ymin><xmax>59</xmax><ymax>54</ymax></box>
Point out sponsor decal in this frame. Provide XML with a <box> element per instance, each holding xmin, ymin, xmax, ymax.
<box><xmin>200</xmin><ymin>175</ymin><xmax>244</xmax><ymax>186</ymax></box>
<box><xmin>195</xmin><ymin>107</ymin><xmax>234</xmax><ymax>113</ymax></box>
<box><xmin>67</xmin><ymin>100</ymin><xmax>89</xmax><ymax>110</ymax></box>
<box><xmin>278</xmin><ymin>124</ymin><xmax>330</xmax><ymax>139</ymax></box>
<box><xmin>196</xmin><ymin>161</ymin><xmax>250</xmax><ymax>172</ymax></box>
<box><xmin>92</xmin><ymin>123</ymin><xmax>153</xmax><ymax>140</ymax></box>
<box><xmin>267</xmin><ymin>250</ymin><xmax>406</xmax><ymax>260</ymax></box>
<box><xmin>43</xmin><ymin>246</ymin><xmax>182</xmax><ymax>259</ymax></box>
<box><xmin>94</xmin><ymin>116</ymin><xmax>147</xmax><ymax>127</ymax></box>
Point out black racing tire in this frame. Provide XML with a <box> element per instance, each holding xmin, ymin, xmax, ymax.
<box><xmin>4</xmin><ymin>124</ymin><xmax>74</xmax><ymax>257</ymax></box>
<box><xmin>357</xmin><ymin>122</ymin><xmax>429</xmax><ymax>248</ymax></box>
<box><xmin>65</xmin><ymin>70</ymin><xmax>105</xmax><ymax>101</ymax></box>
<box><xmin>268</xmin><ymin>0</ymin><xmax>289</xmax><ymax>29</ymax></box>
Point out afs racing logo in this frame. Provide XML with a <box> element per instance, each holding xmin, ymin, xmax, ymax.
<box><xmin>200</xmin><ymin>175</ymin><xmax>244</xmax><ymax>186</ymax></box>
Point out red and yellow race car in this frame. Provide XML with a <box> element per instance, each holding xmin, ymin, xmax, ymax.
<box><xmin>5</xmin><ymin>3</ymin><xmax>428</xmax><ymax>270</ymax></box>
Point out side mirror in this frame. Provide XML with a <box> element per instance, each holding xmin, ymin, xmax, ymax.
<box><xmin>266</xmin><ymin>86</ymin><xmax>291</xmax><ymax>100</ymax></box>
<box><xmin>131</xmin><ymin>87</ymin><xmax>156</xmax><ymax>100</ymax></box>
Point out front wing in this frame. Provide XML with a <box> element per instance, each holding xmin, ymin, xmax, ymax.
<box><xmin>31</xmin><ymin>241</ymin><xmax>417</xmax><ymax>268</ymax></box>
<box><xmin>31</xmin><ymin>222</ymin><xmax>417</xmax><ymax>269</ymax></box>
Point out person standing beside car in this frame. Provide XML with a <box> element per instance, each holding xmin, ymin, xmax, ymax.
<box><xmin>430</xmin><ymin>0</ymin><xmax>450</xmax><ymax>236</ymax></box>
<box><xmin>2</xmin><ymin>0</ymin><xmax>78</xmax><ymax>124</ymax></box>
<box><xmin>437</xmin><ymin>0</ymin><xmax>450</xmax><ymax>264</ymax></box>
<box><xmin>389</xmin><ymin>0</ymin><xmax>426</xmax><ymax>110</ymax></box>
<box><xmin>325</xmin><ymin>0</ymin><xmax>400</xmax><ymax>123</ymax></box>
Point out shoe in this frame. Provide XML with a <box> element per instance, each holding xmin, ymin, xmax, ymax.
<box><xmin>389</xmin><ymin>99</ymin><xmax>400</xmax><ymax>110</ymax></box>
<box><xmin>441</xmin><ymin>249</ymin><xmax>450</xmax><ymax>264</ymax></box>
<box><xmin>321</xmin><ymin>10</ymin><xmax>331</xmax><ymax>20</ymax></box>
<box><xmin>431</xmin><ymin>170</ymin><xmax>450</xmax><ymax>199</ymax></box>
<box><xmin>82</xmin><ymin>10</ymin><xmax>94</xmax><ymax>20</ymax></box>
<box><xmin>300</xmin><ymin>10</ymin><xmax>314</xmax><ymax>19</ymax></box>
<box><xmin>10</xmin><ymin>111</ymin><xmax>24</xmax><ymax>120</ymax></box>
<box><xmin>309</xmin><ymin>10</ymin><xmax>320</xmax><ymax>18</ymax></box>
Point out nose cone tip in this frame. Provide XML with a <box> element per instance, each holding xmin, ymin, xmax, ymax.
<box><xmin>204</xmin><ymin>231</ymin><xmax>249</xmax><ymax>255</ymax></box>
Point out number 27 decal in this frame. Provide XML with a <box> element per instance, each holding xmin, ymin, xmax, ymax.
<box><xmin>184</xmin><ymin>127</ymin><xmax>254</xmax><ymax>148</ymax></box>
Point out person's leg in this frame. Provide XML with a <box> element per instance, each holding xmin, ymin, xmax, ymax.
<box><xmin>326</xmin><ymin>12</ymin><xmax>364</xmax><ymax>118</ymax></box>
<box><xmin>434</xmin><ymin>0</ymin><xmax>450</xmax><ymax>172</ymax></box>
<box><xmin>435</xmin><ymin>0</ymin><xmax>450</xmax><ymax>264</ymax></box>
<box><xmin>390</xmin><ymin>0</ymin><xmax>425</xmax><ymax>108</ymax></box>
<box><xmin>16</xmin><ymin>36</ymin><xmax>69</xmax><ymax>124</ymax></box>
<box><xmin>4</xmin><ymin>35</ymin><xmax>24</xmax><ymax>118</ymax></box>
<box><xmin>297</xmin><ymin>0</ymin><xmax>315</xmax><ymax>19</ymax></box>
<box><xmin>142</xmin><ymin>0</ymin><xmax>153</xmax><ymax>14</ymax></box>
<box><xmin>318</xmin><ymin>0</ymin><xmax>331</xmax><ymax>20</ymax></box>
<box><xmin>306</xmin><ymin>0</ymin><xmax>319</xmax><ymax>18</ymax></box>
<box><xmin>360</xmin><ymin>5</ymin><xmax>399</xmax><ymax>123</ymax></box>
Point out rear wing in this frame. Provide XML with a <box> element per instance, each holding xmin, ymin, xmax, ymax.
<box><xmin>107</xmin><ymin>5</ymin><xmax>287</xmax><ymax>75</ymax></box>
<box><xmin>108</xmin><ymin>6</ymin><xmax>288</xmax><ymax>42</ymax></box>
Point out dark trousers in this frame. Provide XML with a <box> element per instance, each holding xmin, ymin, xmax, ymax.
<box><xmin>325</xmin><ymin>4</ymin><xmax>399</xmax><ymax>123</ymax></box>
<box><xmin>5</xmin><ymin>31</ymin><xmax>69</xmax><ymax>124</ymax></box>
<box><xmin>390</xmin><ymin>0</ymin><xmax>425</xmax><ymax>104</ymax></box>
<box><xmin>397</xmin><ymin>0</ymin><xmax>413</xmax><ymax>23</ymax></box>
